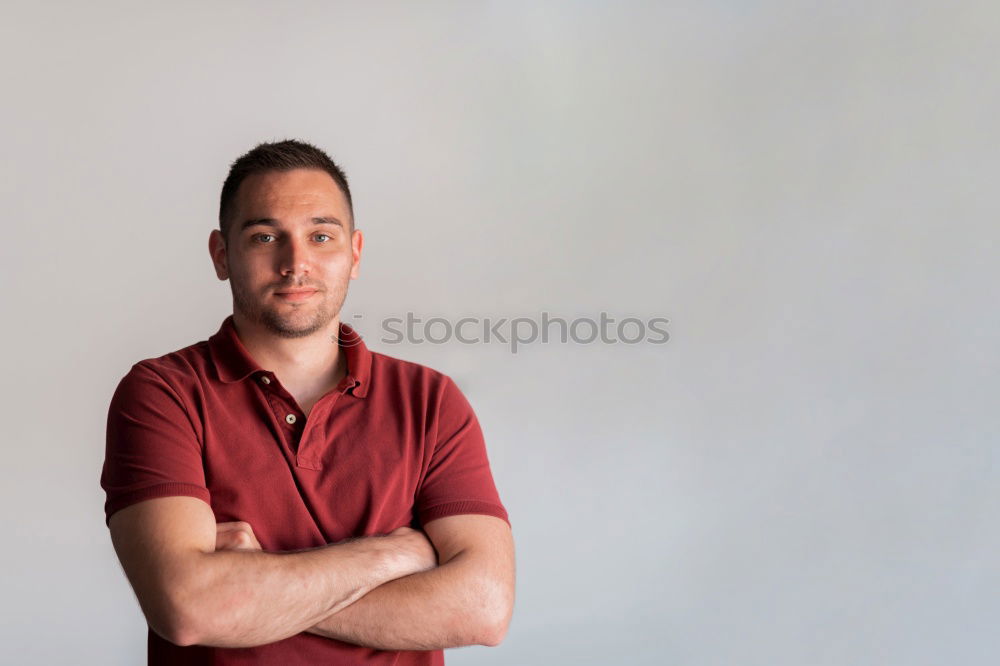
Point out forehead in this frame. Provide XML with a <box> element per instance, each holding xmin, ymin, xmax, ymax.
<box><xmin>233</xmin><ymin>168</ymin><xmax>350</xmax><ymax>220</ymax></box>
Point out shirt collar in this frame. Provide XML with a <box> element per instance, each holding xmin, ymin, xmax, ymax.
<box><xmin>207</xmin><ymin>315</ymin><xmax>372</xmax><ymax>398</ymax></box>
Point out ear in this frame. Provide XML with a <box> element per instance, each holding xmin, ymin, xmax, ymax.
<box><xmin>209</xmin><ymin>229</ymin><xmax>229</xmax><ymax>280</ymax></box>
<box><xmin>349</xmin><ymin>228</ymin><xmax>364</xmax><ymax>280</ymax></box>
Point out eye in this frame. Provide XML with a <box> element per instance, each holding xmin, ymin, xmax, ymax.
<box><xmin>314</xmin><ymin>233</ymin><xmax>332</xmax><ymax>242</ymax></box>
<box><xmin>252</xmin><ymin>233</ymin><xmax>276</xmax><ymax>243</ymax></box>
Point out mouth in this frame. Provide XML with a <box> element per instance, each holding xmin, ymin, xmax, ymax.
<box><xmin>274</xmin><ymin>288</ymin><xmax>319</xmax><ymax>302</ymax></box>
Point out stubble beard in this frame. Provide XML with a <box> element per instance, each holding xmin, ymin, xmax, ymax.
<box><xmin>231</xmin><ymin>278</ymin><xmax>348</xmax><ymax>339</ymax></box>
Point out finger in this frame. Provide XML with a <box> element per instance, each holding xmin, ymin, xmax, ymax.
<box><xmin>215</xmin><ymin>532</ymin><xmax>240</xmax><ymax>551</ymax></box>
<box><xmin>216</xmin><ymin>521</ymin><xmax>254</xmax><ymax>535</ymax></box>
<box><xmin>216</xmin><ymin>529</ymin><xmax>260</xmax><ymax>551</ymax></box>
<box><xmin>214</xmin><ymin>521</ymin><xmax>262</xmax><ymax>551</ymax></box>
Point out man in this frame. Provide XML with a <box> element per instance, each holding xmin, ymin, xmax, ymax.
<box><xmin>100</xmin><ymin>139</ymin><xmax>515</xmax><ymax>665</ymax></box>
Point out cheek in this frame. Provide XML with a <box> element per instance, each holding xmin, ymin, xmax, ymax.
<box><xmin>228</xmin><ymin>264</ymin><xmax>268</xmax><ymax>294</ymax></box>
<box><xmin>319</xmin><ymin>253</ymin><xmax>354</xmax><ymax>276</ymax></box>
<box><xmin>232</xmin><ymin>253</ymin><xmax>272</xmax><ymax>280</ymax></box>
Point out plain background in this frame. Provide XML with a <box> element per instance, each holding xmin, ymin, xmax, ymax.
<box><xmin>1</xmin><ymin>1</ymin><xmax>997</xmax><ymax>664</ymax></box>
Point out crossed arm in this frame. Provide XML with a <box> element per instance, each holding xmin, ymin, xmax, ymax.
<box><xmin>108</xmin><ymin>496</ymin><xmax>515</xmax><ymax>650</ymax></box>
<box><xmin>303</xmin><ymin>513</ymin><xmax>514</xmax><ymax>649</ymax></box>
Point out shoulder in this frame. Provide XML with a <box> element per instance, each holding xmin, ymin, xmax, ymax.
<box><xmin>366</xmin><ymin>350</ymin><xmax>471</xmax><ymax>410</ymax></box>
<box><xmin>113</xmin><ymin>339</ymin><xmax>213</xmax><ymax>401</ymax></box>
<box><xmin>369</xmin><ymin>349</ymin><xmax>449</xmax><ymax>385</ymax></box>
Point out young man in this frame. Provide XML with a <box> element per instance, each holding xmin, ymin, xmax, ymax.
<box><xmin>100</xmin><ymin>140</ymin><xmax>514</xmax><ymax>665</ymax></box>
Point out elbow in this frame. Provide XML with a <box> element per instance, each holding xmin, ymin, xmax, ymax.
<box><xmin>162</xmin><ymin>622</ymin><xmax>200</xmax><ymax>649</ymax></box>
<box><xmin>145</xmin><ymin>601</ymin><xmax>201</xmax><ymax>647</ymax></box>
<box><xmin>168</xmin><ymin>600</ymin><xmax>211</xmax><ymax>648</ymax></box>
<box><xmin>475</xmin><ymin>580</ymin><xmax>514</xmax><ymax>647</ymax></box>
<box><xmin>150</xmin><ymin>561</ymin><xmax>216</xmax><ymax>647</ymax></box>
<box><xmin>477</xmin><ymin>606</ymin><xmax>512</xmax><ymax>647</ymax></box>
<box><xmin>478</xmin><ymin>620</ymin><xmax>509</xmax><ymax>648</ymax></box>
<box><xmin>152</xmin><ymin>589</ymin><xmax>206</xmax><ymax>647</ymax></box>
<box><xmin>133</xmin><ymin>574</ymin><xmax>201</xmax><ymax>647</ymax></box>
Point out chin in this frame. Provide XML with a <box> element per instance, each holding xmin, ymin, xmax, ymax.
<box><xmin>262</xmin><ymin>307</ymin><xmax>334</xmax><ymax>338</ymax></box>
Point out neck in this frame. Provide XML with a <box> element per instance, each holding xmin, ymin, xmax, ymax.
<box><xmin>231</xmin><ymin>310</ymin><xmax>346</xmax><ymax>386</ymax></box>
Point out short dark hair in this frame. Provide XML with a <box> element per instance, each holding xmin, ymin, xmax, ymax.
<box><xmin>218</xmin><ymin>139</ymin><xmax>354</xmax><ymax>240</ymax></box>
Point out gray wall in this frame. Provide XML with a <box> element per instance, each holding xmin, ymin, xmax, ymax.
<box><xmin>1</xmin><ymin>2</ymin><xmax>997</xmax><ymax>664</ymax></box>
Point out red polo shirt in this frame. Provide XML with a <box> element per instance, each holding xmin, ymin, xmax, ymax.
<box><xmin>101</xmin><ymin>315</ymin><xmax>508</xmax><ymax>665</ymax></box>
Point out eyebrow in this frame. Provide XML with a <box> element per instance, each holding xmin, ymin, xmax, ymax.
<box><xmin>239</xmin><ymin>216</ymin><xmax>345</xmax><ymax>232</ymax></box>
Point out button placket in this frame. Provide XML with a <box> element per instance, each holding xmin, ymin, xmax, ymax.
<box><xmin>257</xmin><ymin>376</ymin><xmax>305</xmax><ymax>457</ymax></box>
<box><xmin>257</xmin><ymin>373</ymin><xmax>302</xmax><ymax>427</ymax></box>
<box><xmin>295</xmin><ymin>388</ymin><xmax>349</xmax><ymax>470</ymax></box>
<box><xmin>258</xmin><ymin>375</ymin><xmax>356</xmax><ymax>470</ymax></box>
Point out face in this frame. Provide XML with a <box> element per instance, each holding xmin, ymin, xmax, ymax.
<box><xmin>209</xmin><ymin>168</ymin><xmax>363</xmax><ymax>338</ymax></box>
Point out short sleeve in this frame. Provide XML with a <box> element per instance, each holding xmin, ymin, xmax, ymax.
<box><xmin>415</xmin><ymin>375</ymin><xmax>509</xmax><ymax>527</ymax></box>
<box><xmin>100</xmin><ymin>362</ymin><xmax>211</xmax><ymax>526</ymax></box>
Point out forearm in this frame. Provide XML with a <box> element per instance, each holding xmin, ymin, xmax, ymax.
<box><xmin>174</xmin><ymin>537</ymin><xmax>406</xmax><ymax>648</ymax></box>
<box><xmin>305</xmin><ymin>551</ymin><xmax>506</xmax><ymax>650</ymax></box>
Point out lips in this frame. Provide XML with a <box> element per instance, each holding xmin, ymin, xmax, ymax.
<box><xmin>274</xmin><ymin>288</ymin><xmax>318</xmax><ymax>301</ymax></box>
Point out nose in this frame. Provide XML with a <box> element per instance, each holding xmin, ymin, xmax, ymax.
<box><xmin>278</xmin><ymin>235</ymin><xmax>311</xmax><ymax>281</ymax></box>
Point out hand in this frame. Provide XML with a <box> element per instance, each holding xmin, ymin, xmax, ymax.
<box><xmin>386</xmin><ymin>526</ymin><xmax>438</xmax><ymax>574</ymax></box>
<box><xmin>215</xmin><ymin>521</ymin><xmax>263</xmax><ymax>552</ymax></box>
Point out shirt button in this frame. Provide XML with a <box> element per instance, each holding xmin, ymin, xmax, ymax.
<box><xmin>260</xmin><ymin>376</ymin><xmax>271</xmax><ymax>385</ymax></box>
<box><xmin>285</xmin><ymin>413</ymin><xmax>297</xmax><ymax>424</ymax></box>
